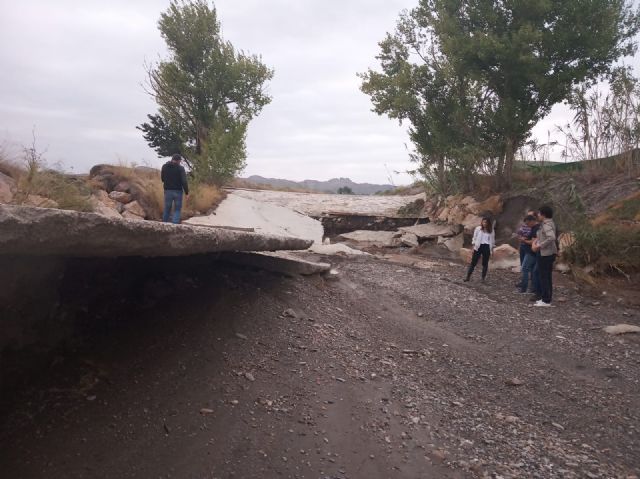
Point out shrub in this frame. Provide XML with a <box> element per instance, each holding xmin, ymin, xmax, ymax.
<box><xmin>563</xmin><ymin>222</ymin><xmax>640</xmax><ymax>275</ymax></box>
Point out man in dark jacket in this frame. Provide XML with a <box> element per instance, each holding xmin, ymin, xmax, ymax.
<box><xmin>161</xmin><ymin>154</ymin><xmax>189</xmax><ymax>224</ymax></box>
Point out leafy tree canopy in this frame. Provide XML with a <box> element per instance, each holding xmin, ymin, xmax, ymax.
<box><xmin>138</xmin><ymin>0</ymin><xmax>274</xmax><ymax>184</ymax></box>
<box><xmin>361</xmin><ymin>0</ymin><xmax>640</xmax><ymax>191</ymax></box>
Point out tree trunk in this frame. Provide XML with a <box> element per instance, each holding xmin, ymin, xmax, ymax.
<box><xmin>502</xmin><ymin>137</ymin><xmax>516</xmax><ymax>190</ymax></box>
<box><xmin>436</xmin><ymin>155</ymin><xmax>447</xmax><ymax>195</ymax></box>
<box><xmin>496</xmin><ymin>151</ymin><xmax>506</xmax><ymax>190</ymax></box>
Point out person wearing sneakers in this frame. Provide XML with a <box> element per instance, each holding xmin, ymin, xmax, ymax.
<box><xmin>531</xmin><ymin>206</ymin><xmax>557</xmax><ymax>307</ymax></box>
<box><xmin>464</xmin><ymin>217</ymin><xmax>495</xmax><ymax>282</ymax></box>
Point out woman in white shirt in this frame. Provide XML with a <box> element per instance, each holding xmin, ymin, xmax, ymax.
<box><xmin>464</xmin><ymin>217</ymin><xmax>495</xmax><ymax>282</ymax></box>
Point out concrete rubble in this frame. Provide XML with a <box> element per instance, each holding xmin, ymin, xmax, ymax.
<box><xmin>219</xmin><ymin>251</ymin><xmax>331</xmax><ymax>277</ymax></box>
<box><xmin>185</xmin><ymin>193</ymin><xmax>323</xmax><ymax>244</ymax></box>
<box><xmin>398</xmin><ymin>223</ymin><xmax>462</xmax><ymax>240</ymax></box>
<box><xmin>0</xmin><ymin>204</ymin><xmax>312</xmax><ymax>257</ymax></box>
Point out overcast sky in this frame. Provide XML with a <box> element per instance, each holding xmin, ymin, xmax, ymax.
<box><xmin>0</xmin><ymin>1</ymin><xmax>632</xmax><ymax>185</ymax></box>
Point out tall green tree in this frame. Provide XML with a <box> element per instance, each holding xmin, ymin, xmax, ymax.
<box><xmin>362</xmin><ymin>0</ymin><xmax>640</xmax><ymax>190</ymax></box>
<box><xmin>138</xmin><ymin>0</ymin><xmax>274</xmax><ymax>184</ymax></box>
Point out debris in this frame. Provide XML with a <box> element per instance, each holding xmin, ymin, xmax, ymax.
<box><xmin>235</xmin><ymin>332</ymin><xmax>248</xmax><ymax>340</ymax></box>
<box><xmin>200</xmin><ymin>408</ymin><xmax>214</xmax><ymax>415</ymax></box>
<box><xmin>283</xmin><ymin>308</ymin><xmax>298</xmax><ymax>318</ymax></box>
<box><xmin>603</xmin><ymin>324</ymin><xmax>640</xmax><ymax>335</ymax></box>
<box><xmin>244</xmin><ymin>372</ymin><xmax>255</xmax><ymax>382</ymax></box>
<box><xmin>505</xmin><ymin>378</ymin><xmax>525</xmax><ymax>386</ymax></box>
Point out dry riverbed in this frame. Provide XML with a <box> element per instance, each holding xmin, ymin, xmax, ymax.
<box><xmin>1</xmin><ymin>253</ymin><xmax>638</xmax><ymax>478</ymax></box>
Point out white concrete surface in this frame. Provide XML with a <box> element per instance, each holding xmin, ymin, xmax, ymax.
<box><xmin>185</xmin><ymin>193</ymin><xmax>324</xmax><ymax>244</ymax></box>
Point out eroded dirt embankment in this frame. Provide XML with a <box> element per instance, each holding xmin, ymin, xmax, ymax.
<box><xmin>1</xmin><ymin>252</ymin><xmax>639</xmax><ymax>478</ymax></box>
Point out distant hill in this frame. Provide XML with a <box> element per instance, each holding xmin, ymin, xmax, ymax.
<box><xmin>241</xmin><ymin>176</ymin><xmax>395</xmax><ymax>195</ymax></box>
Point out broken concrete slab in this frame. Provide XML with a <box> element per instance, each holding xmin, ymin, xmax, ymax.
<box><xmin>400</xmin><ymin>232</ymin><xmax>419</xmax><ymax>248</ymax></box>
<box><xmin>219</xmin><ymin>251</ymin><xmax>331</xmax><ymax>277</ymax></box>
<box><xmin>439</xmin><ymin>233</ymin><xmax>463</xmax><ymax>252</ymax></box>
<box><xmin>338</xmin><ymin>230</ymin><xmax>397</xmax><ymax>246</ymax></box>
<box><xmin>0</xmin><ymin>204</ymin><xmax>312</xmax><ymax>257</ymax></box>
<box><xmin>186</xmin><ymin>193</ymin><xmax>323</xmax><ymax>244</ymax></box>
<box><xmin>308</xmin><ymin>243</ymin><xmax>368</xmax><ymax>256</ymax></box>
<box><xmin>398</xmin><ymin>222</ymin><xmax>461</xmax><ymax>240</ymax></box>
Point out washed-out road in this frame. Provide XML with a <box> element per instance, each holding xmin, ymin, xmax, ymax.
<box><xmin>1</xmin><ymin>253</ymin><xmax>639</xmax><ymax>478</ymax></box>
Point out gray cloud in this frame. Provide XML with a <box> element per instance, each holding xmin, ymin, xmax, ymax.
<box><xmin>0</xmin><ymin>0</ymin><xmax>417</xmax><ymax>184</ymax></box>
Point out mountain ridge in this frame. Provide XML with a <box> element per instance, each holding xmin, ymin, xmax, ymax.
<box><xmin>242</xmin><ymin>175</ymin><xmax>395</xmax><ymax>195</ymax></box>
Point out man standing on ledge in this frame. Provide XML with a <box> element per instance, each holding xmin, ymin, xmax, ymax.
<box><xmin>161</xmin><ymin>153</ymin><xmax>189</xmax><ymax>224</ymax></box>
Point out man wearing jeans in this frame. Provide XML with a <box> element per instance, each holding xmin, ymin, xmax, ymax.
<box><xmin>161</xmin><ymin>154</ymin><xmax>189</xmax><ymax>224</ymax></box>
<box><xmin>532</xmin><ymin>206</ymin><xmax>558</xmax><ymax>307</ymax></box>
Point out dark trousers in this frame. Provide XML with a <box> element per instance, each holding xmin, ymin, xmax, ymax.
<box><xmin>467</xmin><ymin>244</ymin><xmax>491</xmax><ymax>279</ymax></box>
<box><xmin>538</xmin><ymin>254</ymin><xmax>556</xmax><ymax>303</ymax></box>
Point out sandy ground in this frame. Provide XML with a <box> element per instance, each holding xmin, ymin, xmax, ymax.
<box><xmin>1</xmin><ymin>253</ymin><xmax>639</xmax><ymax>479</ymax></box>
<box><xmin>229</xmin><ymin>189</ymin><xmax>426</xmax><ymax>217</ymax></box>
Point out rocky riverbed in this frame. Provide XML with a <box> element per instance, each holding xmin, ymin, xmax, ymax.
<box><xmin>1</xmin><ymin>252</ymin><xmax>638</xmax><ymax>478</ymax></box>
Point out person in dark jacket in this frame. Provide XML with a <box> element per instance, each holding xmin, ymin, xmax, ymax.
<box><xmin>161</xmin><ymin>154</ymin><xmax>189</xmax><ymax>224</ymax></box>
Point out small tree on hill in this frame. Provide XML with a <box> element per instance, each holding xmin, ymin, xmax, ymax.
<box><xmin>138</xmin><ymin>0</ymin><xmax>274</xmax><ymax>184</ymax></box>
<box><xmin>337</xmin><ymin>186</ymin><xmax>354</xmax><ymax>195</ymax></box>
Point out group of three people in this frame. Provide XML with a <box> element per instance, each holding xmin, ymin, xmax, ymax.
<box><xmin>464</xmin><ymin>206</ymin><xmax>558</xmax><ymax>307</ymax></box>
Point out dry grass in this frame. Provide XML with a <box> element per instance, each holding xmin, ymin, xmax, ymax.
<box><xmin>23</xmin><ymin>171</ymin><xmax>93</xmax><ymax>212</ymax></box>
<box><xmin>2</xmin><ymin>155</ymin><xmax>93</xmax><ymax>212</ymax></box>
<box><xmin>185</xmin><ymin>183</ymin><xmax>225</xmax><ymax>216</ymax></box>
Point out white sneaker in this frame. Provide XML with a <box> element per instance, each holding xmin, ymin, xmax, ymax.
<box><xmin>533</xmin><ymin>300</ymin><xmax>552</xmax><ymax>307</ymax></box>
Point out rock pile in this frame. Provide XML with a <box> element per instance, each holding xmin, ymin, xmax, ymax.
<box><xmin>89</xmin><ymin>164</ymin><xmax>160</xmax><ymax>221</ymax></box>
<box><xmin>430</xmin><ymin>194</ymin><xmax>504</xmax><ymax>234</ymax></box>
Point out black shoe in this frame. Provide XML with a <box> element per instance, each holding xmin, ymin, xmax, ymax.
<box><xmin>463</xmin><ymin>277</ymin><xmax>470</xmax><ymax>282</ymax></box>
<box><xmin>529</xmin><ymin>295</ymin><xmax>542</xmax><ymax>302</ymax></box>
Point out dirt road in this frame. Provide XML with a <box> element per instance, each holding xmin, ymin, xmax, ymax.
<box><xmin>1</xmin><ymin>254</ymin><xmax>639</xmax><ymax>478</ymax></box>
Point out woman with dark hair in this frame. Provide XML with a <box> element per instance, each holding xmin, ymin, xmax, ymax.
<box><xmin>464</xmin><ymin>217</ymin><xmax>495</xmax><ymax>282</ymax></box>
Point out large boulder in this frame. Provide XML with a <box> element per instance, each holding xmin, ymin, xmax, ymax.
<box><xmin>435</xmin><ymin>194</ymin><xmax>503</xmax><ymax>232</ymax></box>
<box><xmin>491</xmin><ymin>244</ymin><xmax>520</xmax><ymax>269</ymax></box>
<box><xmin>459</xmin><ymin>244</ymin><xmax>520</xmax><ymax>270</ymax></box>
<box><xmin>461</xmin><ymin>214</ymin><xmax>484</xmax><ymax>234</ymax></box>
<box><xmin>123</xmin><ymin>200</ymin><xmax>146</xmax><ymax>218</ymax></box>
<box><xmin>399</xmin><ymin>223</ymin><xmax>461</xmax><ymax>240</ymax></box>
<box><xmin>439</xmin><ymin>233</ymin><xmax>463</xmax><ymax>252</ymax></box>
<box><xmin>24</xmin><ymin>195</ymin><xmax>59</xmax><ymax>209</ymax></box>
<box><xmin>0</xmin><ymin>204</ymin><xmax>313</xmax><ymax>257</ymax></box>
<box><xmin>92</xmin><ymin>190</ymin><xmax>119</xmax><ymax>209</ymax></box>
<box><xmin>108</xmin><ymin>191</ymin><xmax>133</xmax><ymax>204</ymax></box>
<box><xmin>122</xmin><ymin>210</ymin><xmax>145</xmax><ymax>221</ymax></box>
<box><xmin>468</xmin><ymin>194</ymin><xmax>503</xmax><ymax>216</ymax></box>
<box><xmin>94</xmin><ymin>204</ymin><xmax>122</xmax><ymax>219</ymax></box>
<box><xmin>400</xmin><ymin>232</ymin><xmax>419</xmax><ymax>248</ymax></box>
<box><xmin>0</xmin><ymin>172</ymin><xmax>16</xmax><ymax>203</ymax></box>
